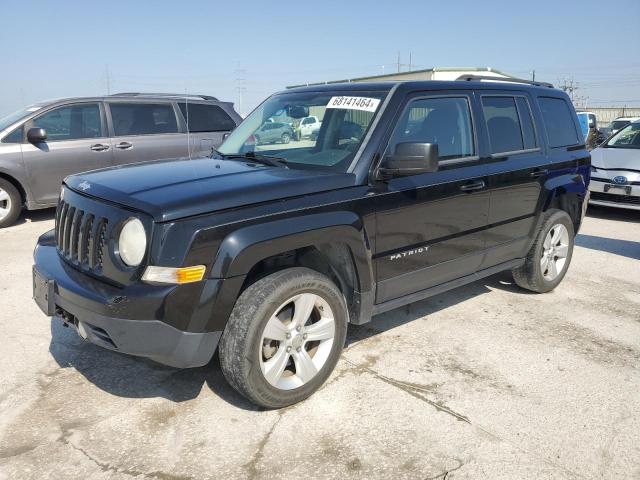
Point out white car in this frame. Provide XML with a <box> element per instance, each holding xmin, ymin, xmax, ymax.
<box><xmin>589</xmin><ymin>120</ymin><xmax>640</xmax><ymax>210</ymax></box>
<box><xmin>298</xmin><ymin>116</ymin><xmax>321</xmax><ymax>138</ymax></box>
<box><xmin>610</xmin><ymin>117</ymin><xmax>640</xmax><ymax>136</ymax></box>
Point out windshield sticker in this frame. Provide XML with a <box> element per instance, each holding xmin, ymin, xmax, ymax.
<box><xmin>326</xmin><ymin>96</ymin><xmax>380</xmax><ymax>112</ymax></box>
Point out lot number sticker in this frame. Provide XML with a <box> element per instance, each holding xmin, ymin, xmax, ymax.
<box><xmin>326</xmin><ymin>96</ymin><xmax>380</xmax><ymax>112</ymax></box>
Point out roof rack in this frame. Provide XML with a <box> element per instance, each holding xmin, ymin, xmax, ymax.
<box><xmin>456</xmin><ymin>75</ymin><xmax>554</xmax><ymax>88</ymax></box>
<box><xmin>110</xmin><ymin>92</ymin><xmax>219</xmax><ymax>101</ymax></box>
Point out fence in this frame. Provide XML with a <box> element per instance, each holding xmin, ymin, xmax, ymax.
<box><xmin>578</xmin><ymin>107</ymin><xmax>640</xmax><ymax>126</ymax></box>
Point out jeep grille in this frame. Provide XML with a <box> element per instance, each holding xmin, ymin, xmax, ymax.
<box><xmin>55</xmin><ymin>200</ymin><xmax>108</xmax><ymax>271</ymax></box>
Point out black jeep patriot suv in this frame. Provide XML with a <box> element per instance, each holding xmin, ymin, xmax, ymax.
<box><xmin>33</xmin><ymin>78</ymin><xmax>590</xmax><ymax>408</ymax></box>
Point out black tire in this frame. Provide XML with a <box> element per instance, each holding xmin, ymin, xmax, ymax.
<box><xmin>219</xmin><ymin>267</ymin><xmax>348</xmax><ymax>409</ymax></box>
<box><xmin>0</xmin><ymin>179</ymin><xmax>22</xmax><ymax>228</ymax></box>
<box><xmin>281</xmin><ymin>133</ymin><xmax>291</xmax><ymax>144</ymax></box>
<box><xmin>512</xmin><ymin>209</ymin><xmax>575</xmax><ymax>293</ymax></box>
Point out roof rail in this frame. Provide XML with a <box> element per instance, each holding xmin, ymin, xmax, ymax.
<box><xmin>456</xmin><ymin>75</ymin><xmax>554</xmax><ymax>88</ymax></box>
<box><xmin>110</xmin><ymin>92</ymin><xmax>219</xmax><ymax>101</ymax></box>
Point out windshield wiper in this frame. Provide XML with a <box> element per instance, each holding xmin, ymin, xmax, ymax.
<box><xmin>216</xmin><ymin>151</ymin><xmax>289</xmax><ymax>168</ymax></box>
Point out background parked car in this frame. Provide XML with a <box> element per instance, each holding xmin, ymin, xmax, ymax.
<box><xmin>589</xmin><ymin>120</ymin><xmax>640</xmax><ymax>210</ymax></box>
<box><xmin>254</xmin><ymin>122</ymin><xmax>294</xmax><ymax>145</ymax></box>
<box><xmin>610</xmin><ymin>116</ymin><xmax>640</xmax><ymax>136</ymax></box>
<box><xmin>0</xmin><ymin>93</ymin><xmax>241</xmax><ymax>227</ymax></box>
<box><xmin>296</xmin><ymin>116</ymin><xmax>321</xmax><ymax>139</ymax></box>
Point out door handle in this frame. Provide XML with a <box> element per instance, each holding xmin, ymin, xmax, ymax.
<box><xmin>115</xmin><ymin>142</ymin><xmax>133</xmax><ymax>150</ymax></box>
<box><xmin>460</xmin><ymin>180</ymin><xmax>486</xmax><ymax>192</ymax></box>
<box><xmin>530</xmin><ymin>169</ymin><xmax>549</xmax><ymax>178</ymax></box>
<box><xmin>90</xmin><ymin>143</ymin><xmax>110</xmax><ymax>152</ymax></box>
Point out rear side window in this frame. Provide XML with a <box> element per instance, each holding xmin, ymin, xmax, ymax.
<box><xmin>390</xmin><ymin>97</ymin><xmax>475</xmax><ymax>160</ymax></box>
<box><xmin>538</xmin><ymin>97</ymin><xmax>580</xmax><ymax>148</ymax></box>
<box><xmin>110</xmin><ymin>103</ymin><xmax>178</xmax><ymax>136</ymax></box>
<box><xmin>482</xmin><ymin>96</ymin><xmax>524</xmax><ymax>154</ymax></box>
<box><xmin>32</xmin><ymin>104</ymin><xmax>103</xmax><ymax>141</ymax></box>
<box><xmin>178</xmin><ymin>103</ymin><xmax>236</xmax><ymax>133</ymax></box>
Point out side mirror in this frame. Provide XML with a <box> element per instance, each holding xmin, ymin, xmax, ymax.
<box><xmin>27</xmin><ymin>127</ymin><xmax>47</xmax><ymax>143</ymax></box>
<box><xmin>379</xmin><ymin>142</ymin><xmax>439</xmax><ymax>178</ymax></box>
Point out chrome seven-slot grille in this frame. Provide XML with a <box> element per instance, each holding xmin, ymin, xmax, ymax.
<box><xmin>55</xmin><ymin>200</ymin><xmax>108</xmax><ymax>270</ymax></box>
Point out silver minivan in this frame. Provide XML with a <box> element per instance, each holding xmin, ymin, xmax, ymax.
<box><xmin>0</xmin><ymin>93</ymin><xmax>242</xmax><ymax>227</ymax></box>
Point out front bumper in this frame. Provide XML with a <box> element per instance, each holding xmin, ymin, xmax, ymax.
<box><xmin>589</xmin><ymin>180</ymin><xmax>640</xmax><ymax>211</ymax></box>
<box><xmin>33</xmin><ymin>232</ymin><xmax>221</xmax><ymax>368</ymax></box>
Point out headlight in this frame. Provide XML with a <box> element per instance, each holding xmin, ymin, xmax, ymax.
<box><xmin>118</xmin><ymin>218</ymin><xmax>146</xmax><ymax>267</ymax></box>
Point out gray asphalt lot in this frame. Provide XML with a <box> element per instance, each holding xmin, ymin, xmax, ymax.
<box><xmin>0</xmin><ymin>206</ymin><xmax>639</xmax><ymax>479</ymax></box>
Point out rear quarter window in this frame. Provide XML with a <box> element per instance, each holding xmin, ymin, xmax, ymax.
<box><xmin>538</xmin><ymin>97</ymin><xmax>580</xmax><ymax>148</ymax></box>
<box><xmin>178</xmin><ymin>103</ymin><xmax>236</xmax><ymax>133</ymax></box>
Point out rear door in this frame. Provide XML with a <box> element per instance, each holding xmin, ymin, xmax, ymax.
<box><xmin>373</xmin><ymin>92</ymin><xmax>490</xmax><ymax>304</ymax></box>
<box><xmin>107</xmin><ymin>101</ymin><xmax>188</xmax><ymax>165</ymax></box>
<box><xmin>477</xmin><ymin>92</ymin><xmax>550</xmax><ymax>268</ymax></box>
<box><xmin>177</xmin><ymin>102</ymin><xmax>238</xmax><ymax>156</ymax></box>
<box><xmin>22</xmin><ymin>102</ymin><xmax>110</xmax><ymax>205</ymax></box>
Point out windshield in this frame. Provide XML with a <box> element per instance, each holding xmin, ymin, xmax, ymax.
<box><xmin>0</xmin><ymin>105</ymin><xmax>43</xmax><ymax>132</ymax></box>
<box><xmin>611</xmin><ymin>120</ymin><xmax>630</xmax><ymax>131</ymax></box>
<box><xmin>217</xmin><ymin>90</ymin><xmax>387</xmax><ymax>172</ymax></box>
<box><xmin>605</xmin><ymin>122</ymin><xmax>640</xmax><ymax>149</ymax></box>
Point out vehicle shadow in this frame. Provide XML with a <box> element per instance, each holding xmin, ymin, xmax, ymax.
<box><xmin>575</xmin><ymin>234</ymin><xmax>640</xmax><ymax>260</ymax></box>
<box><xmin>586</xmin><ymin>205</ymin><xmax>640</xmax><ymax>224</ymax></box>
<box><xmin>48</xmin><ymin>270</ymin><xmax>526</xmax><ymax>410</ymax></box>
<box><xmin>13</xmin><ymin>207</ymin><xmax>56</xmax><ymax>226</ymax></box>
<box><xmin>48</xmin><ymin>320</ymin><xmax>261</xmax><ymax>411</ymax></box>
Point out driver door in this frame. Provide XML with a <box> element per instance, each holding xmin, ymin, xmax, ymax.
<box><xmin>373</xmin><ymin>93</ymin><xmax>490</xmax><ymax>304</ymax></box>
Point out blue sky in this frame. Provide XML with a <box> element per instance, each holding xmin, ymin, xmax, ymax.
<box><xmin>1</xmin><ymin>0</ymin><xmax>639</xmax><ymax>117</ymax></box>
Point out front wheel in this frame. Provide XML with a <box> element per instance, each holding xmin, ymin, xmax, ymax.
<box><xmin>512</xmin><ymin>209</ymin><xmax>575</xmax><ymax>293</ymax></box>
<box><xmin>281</xmin><ymin>133</ymin><xmax>291</xmax><ymax>144</ymax></box>
<box><xmin>219</xmin><ymin>267</ymin><xmax>348</xmax><ymax>408</ymax></box>
<box><xmin>0</xmin><ymin>179</ymin><xmax>22</xmax><ymax>228</ymax></box>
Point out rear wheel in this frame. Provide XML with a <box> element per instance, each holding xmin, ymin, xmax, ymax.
<box><xmin>512</xmin><ymin>209</ymin><xmax>574</xmax><ymax>293</ymax></box>
<box><xmin>281</xmin><ymin>133</ymin><xmax>291</xmax><ymax>144</ymax></box>
<box><xmin>219</xmin><ymin>267</ymin><xmax>348</xmax><ymax>408</ymax></box>
<box><xmin>0</xmin><ymin>179</ymin><xmax>22</xmax><ymax>228</ymax></box>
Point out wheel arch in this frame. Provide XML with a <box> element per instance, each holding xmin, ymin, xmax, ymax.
<box><xmin>209</xmin><ymin>211</ymin><xmax>375</xmax><ymax>325</ymax></box>
<box><xmin>0</xmin><ymin>171</ymin><xmax>27</xmax><ymax>206</ymax></box>
<box><xmin>542</xmin><ymin>173</ymin><xmax>588</xmax><ymax>234</ymax></box>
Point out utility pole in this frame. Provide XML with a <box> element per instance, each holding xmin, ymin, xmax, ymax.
<box><xmin>559</xmin><ymin>78</ymin><xmax>579</xmax><ymax>102</ymax></box>
<box><xmin>395</xmin><ymin>52</ymin><xmax>416</xmax><ymax>74</ymax></box>
<box><xmin>235</xmin><ymin>68</ymin><xmax>247</xmax><ymax>117</ymax></box>
<box><xmin>397</xmin><ymin>52</ymin><xmax>401</xmax><ymax>73</ymax></box>
<box><xmin>531</xmin><ymin>69</ymin><xmax>535</xmax><ymax>82</ymax></box>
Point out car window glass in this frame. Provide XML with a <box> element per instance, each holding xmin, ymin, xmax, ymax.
<box><xmin>538</xmin><ymin>97</ymin><xmax>579</xmax><ymax>148</ymax></box>
<box><xmin>32</xmin><ymin>104</ymin><xmax>102</xmax><ymax>141</ymax></box>
<box><xmin>389</xmin><ymin>97</ymin><xmax>475</xmax><ymax>160</ymax></box>
<box><xmin>606</xmin><ymin>123</ymin><xmax>640</xmax><ymax>148</ymax></box>
<box><xmin>2</xmin><ymin>126</ymin><xmax>23</xmax><ymax>143</ymax></box>
<box><xmin>178</xmin><ymin>103</ymin><xmax>236</xmax><ymax>133</ymax></box>
<box><xmin>110</xmin><ymin>103</ymin><xmax>178</xmax><ymax>136</ymax></box>
<box><xmin>482</xmin><ymin>96</ymin><xmax>524</xmax><ymax>154</ymax></box>
<box><xmin>516</xmin><ymin>97</ymin><xmax>537</xmax><ymax>149</ymax></box>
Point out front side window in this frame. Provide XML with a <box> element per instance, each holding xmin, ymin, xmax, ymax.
<box><xmin>178</xmin><ymin>103</ymin><xmax>236</xmax><ymax>133</ymax></box>
<box><xmin>110</xmin><ymin>103</ymin><xmax>179</xmax><ymax>136</ymax></box>
<box><xmin>32</xmin><ymin>104</ymin><xmax>103</xmax><ymax>141</ymax></box>
<box><xmin>218</xmin><ymin>90</ymin><xmax>387</xmax><ymax>172</ymax></box>
<box><xmin>389</xmin><ymin>96</ymin><xmax>475</xmax><ymax>160</ymax></box>
<box><xmin>605</xmin><ymin>122</ymin><xmax>640</xmax><ymax>149</ymax></box>
<box><xmin>538</xmin><ymin>97</ymin><xmax>580</xmax><ymax>148</ymax></box>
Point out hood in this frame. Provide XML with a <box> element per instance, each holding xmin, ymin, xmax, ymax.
<box><xmin>65</xmin><ymin>157</ymin><xmax>356</xmax><ymax>222</ymax></box>
<box><xmin>591</xmin><ymin>147</ymin><xmax>640</xmax><ymax>172</ymax></box>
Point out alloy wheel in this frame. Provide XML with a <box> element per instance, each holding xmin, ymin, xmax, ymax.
<box><xmin>0</xmin><ymin>188</ymin><xmax>11</xmax><ymax>220</ymax></box>
<box><xmin>259</xmin><ymin>293</ymin><xmax>335</xmax><ymax>390</ymax></box>
<box><xmin>541</xmin><ymin>223</ymin><xmax>569</xmax><ymax>281</ymax></box>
